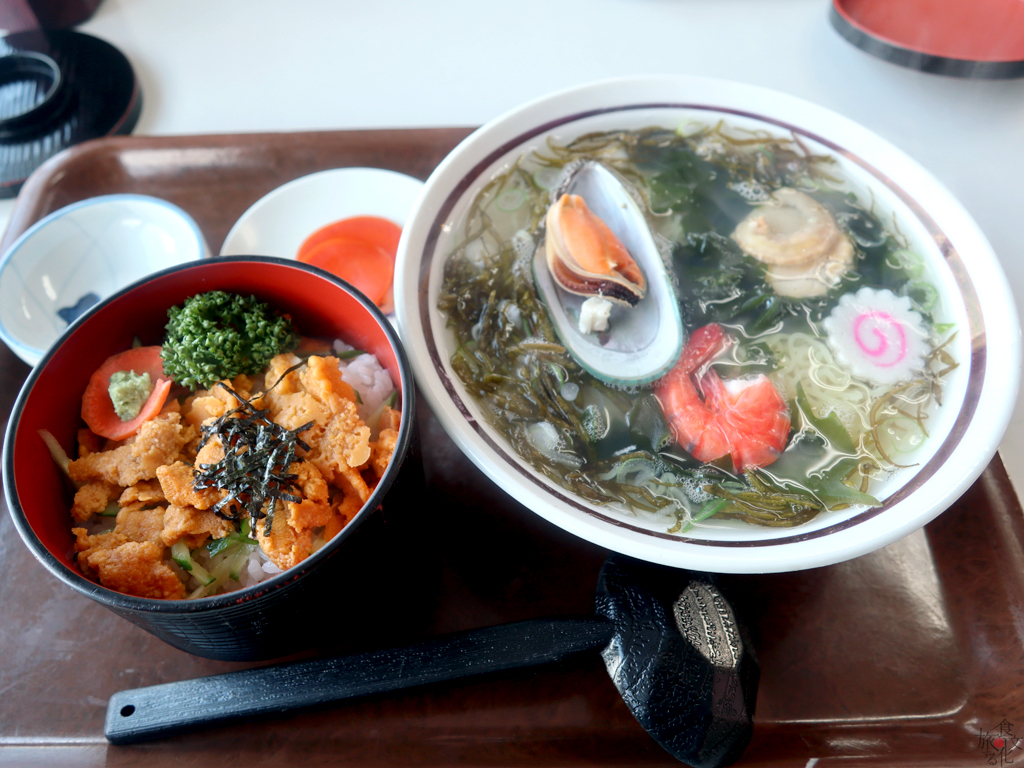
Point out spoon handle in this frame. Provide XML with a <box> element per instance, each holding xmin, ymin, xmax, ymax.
<box><xmin>105</xmin><ymin>616</ymin><xmax>613</xmax><ymax>744</ymax></box>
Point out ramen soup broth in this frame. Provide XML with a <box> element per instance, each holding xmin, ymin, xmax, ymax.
<box><xmin>432</xmin><ymin>110</ymin><xmax>972</xmax><ymax>539</ymax></box>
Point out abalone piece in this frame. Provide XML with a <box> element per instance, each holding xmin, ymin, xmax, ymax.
<box><xmin>732</xmin><ymin>187</ymin><xmax>854</xmax><ymax>298</ymax></box>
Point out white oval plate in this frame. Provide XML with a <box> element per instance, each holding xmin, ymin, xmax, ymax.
<box><xmin>0</xmin><ymin>194</ymin><xmax>207</xmax><ymax>366</ymax></box>
<box><xmin>221</xmin><ymin>167</ymin><xmax>424</xmax><ymax>260</ymax></box>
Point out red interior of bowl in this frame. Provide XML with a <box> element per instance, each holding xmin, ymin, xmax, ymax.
<box><xmin>835</xmin><ymin>0</ymin><xmax>1024</xmax><ymax>61</ymax></box>
<box><xmin>10</xmin><ymin>258</ymin><xmax>402</xmax><ymax>572</ymax></box>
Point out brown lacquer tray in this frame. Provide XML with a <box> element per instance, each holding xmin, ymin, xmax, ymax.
<box><xmin>1</xmin><ymin>129</ymin><xmax>1023</xmax><ymax>767</ymax></box>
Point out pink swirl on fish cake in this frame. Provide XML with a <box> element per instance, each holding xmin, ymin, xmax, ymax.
<box><xmin>822</xmin><ymin>286</ymin><xmax>929</xmax><ymax>385</ymax></box>
<box><xmin>852</xmin><ymin>310</ymin><xmax>907</xmax><ymax>368</ymax></box>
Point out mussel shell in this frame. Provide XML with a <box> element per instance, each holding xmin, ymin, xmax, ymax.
<box><xmin>533</xmin><ymin>162</ymin><xmax>684</xmax><ymax>388</ymax></box>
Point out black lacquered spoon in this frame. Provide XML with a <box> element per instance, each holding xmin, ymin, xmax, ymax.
<box><xmin>105</xmin><ymin>555</ymin><xmax>758</xmax><ymax>768</ymax></box>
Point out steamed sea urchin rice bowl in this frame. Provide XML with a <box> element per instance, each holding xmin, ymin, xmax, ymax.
<box><xmin>55</xmin><ymin>292</ymin><xmax>402</xmax><ymax>600</ymax></box>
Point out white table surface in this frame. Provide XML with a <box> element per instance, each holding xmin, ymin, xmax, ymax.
<box><xmin>4</xmin><ymin>0</ymin><xmax>1024</xmax><ymax>495</ymax></box>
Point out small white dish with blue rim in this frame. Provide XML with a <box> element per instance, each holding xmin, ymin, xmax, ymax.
<box><xmin>0</xmin><ymin>194</ymin><xmax>208</xmax><ymax>366</ymax></box>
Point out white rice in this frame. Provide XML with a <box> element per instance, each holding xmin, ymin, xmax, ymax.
<box><xmin>242</xmin><ymin>545</ymin><xmax>282</xmax><ymax>586</ymax></box>
<box><xmin>332</xmin><ymin>339</ymin><xmax>396</xmax><ymax>425</ymax></box>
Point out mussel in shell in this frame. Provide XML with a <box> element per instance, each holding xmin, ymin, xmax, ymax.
<box><xmin>546</xmin><ymin>193</ymin><xmax>647</xmax><ymax>308</ymax></box>
<box><xmin>533</xmin><ymin>162</ymin><xmax>684</xmax><ymax>388</ymax></box>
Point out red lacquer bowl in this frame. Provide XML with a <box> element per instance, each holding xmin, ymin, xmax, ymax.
<box><xmin>831</xmin><ymin>0</ymin><xmax>1024</xmax><ymax>78</ymax></box>
<box><xmin>2</xmin><ymin>256</ymin><xmax>421</xmax><ymax>661</ymax></box>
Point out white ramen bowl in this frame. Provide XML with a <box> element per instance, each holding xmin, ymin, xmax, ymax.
<box><xmin>395</xmin><ymin>75</ymin><xmax>1020</xmax><ymax>574</ymax></box>
<box><xmin>0</xmin><ymin>194</ymin><xmax>208</xmax><ymax>366</ymax></box>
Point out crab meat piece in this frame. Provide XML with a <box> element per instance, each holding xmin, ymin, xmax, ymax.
<box><xmin>546</xmin><ymin>193</ymin><xmax>647</xmax><ymax>307</ymax></box>
<box><xmin>732</xmin><ymin>188</ymin><xmax>854</xmax><ymax>298</ymax></box>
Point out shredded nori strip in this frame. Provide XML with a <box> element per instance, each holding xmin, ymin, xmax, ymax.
<box><xmin>193</xmin><ymin>374</ymin><xmax>313</xmax><ymax>536</ymax></box>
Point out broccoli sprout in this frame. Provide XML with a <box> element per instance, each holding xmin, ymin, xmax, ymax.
<box><xmin>161</xmin><ymin>291</ymin><xmax>300</xmax><ymax>389</ymax></box>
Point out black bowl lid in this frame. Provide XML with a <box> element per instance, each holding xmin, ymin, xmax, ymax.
<box><xmin>0</xmin><ymin>30</ymin><xmax>141</xmax><ymax>197</ymax></box>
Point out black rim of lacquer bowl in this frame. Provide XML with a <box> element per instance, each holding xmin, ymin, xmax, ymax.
<box><xmin>0</xmin><ymin>51</ymin><xmax>69</xmax><ymax>139</ymax></box>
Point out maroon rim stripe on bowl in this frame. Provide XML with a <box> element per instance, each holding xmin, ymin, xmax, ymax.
<box><xmin>418</xmin><ymin>103</ymin><xmax>986</xmax><ymax>547</ymax></box>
